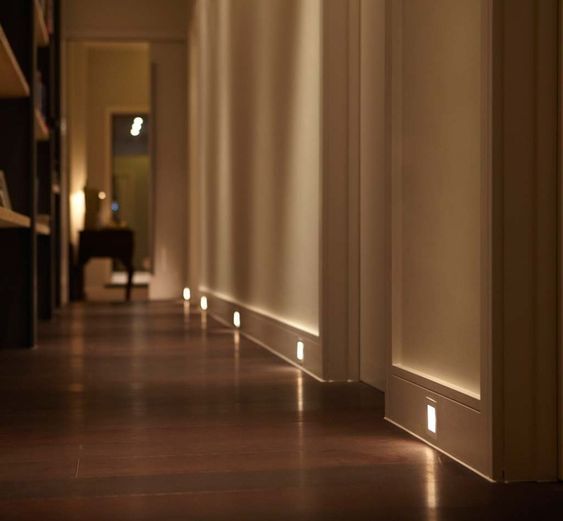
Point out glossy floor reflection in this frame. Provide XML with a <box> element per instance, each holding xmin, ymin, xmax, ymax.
<box><xmin>0</xmin><ymin>302</ymin><xmax>561</xmax><ymax>520</ymax></box>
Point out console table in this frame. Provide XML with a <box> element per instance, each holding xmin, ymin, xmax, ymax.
<box><xmin>78</xmin><ymin>228</ymin><xmax>135</xmax><ymax>301</ymax></box>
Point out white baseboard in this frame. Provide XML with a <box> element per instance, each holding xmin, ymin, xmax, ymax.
<box><xmin>385</xmin><ymin>417</ymin><xmax>494</xmax><ymax>482</ymax></box>
<box><xmin>386</xmin><ymin>372</ymin><xmax>492</xmax><ymax>479</ymax></box>
<box><xmin>203</xmin><ymin>292</ymin><xmax>323</xmax><ymax>380</ymax></box>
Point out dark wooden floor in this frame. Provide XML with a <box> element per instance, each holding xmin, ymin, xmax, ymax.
<box><xmin>0</xmin><ymin>302</ymin><xmax>561</xmax><ymax>520</ymax></box>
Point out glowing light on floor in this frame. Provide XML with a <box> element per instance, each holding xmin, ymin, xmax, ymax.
<box><xmin>233</xmin><ymin>311</ymin><xmax>241</xmax><ymax>328</ymax></box>
<box><xmin>200</xmin><ymin>296</ymin><xmax>208</xmax><ymax>311</ymax></box>
<box><xmin>183</xmin><ymin>287</ymin><xmax>191</xmax><ymax>301</ymax></box>
<box><xmin>297</xmin><ymin>372</ymin><xmax>304</xmax><ymax>414</ymax></box>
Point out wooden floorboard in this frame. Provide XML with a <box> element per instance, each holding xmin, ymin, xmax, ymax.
<box><xmin>0</xmin><ymin>301</ymin><xmax>560</xmax><ymax>520</ymax></box>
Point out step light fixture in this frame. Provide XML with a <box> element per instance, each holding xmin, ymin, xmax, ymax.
<box><xmin>296</xmin><ymin>341</ymin><xmax>305</xmax><ymax>362</ymax></box>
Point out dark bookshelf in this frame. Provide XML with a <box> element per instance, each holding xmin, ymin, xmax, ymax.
<box><xmin>0</xmin><ymin>0</ymin><xmax>61</xmax><ymax>347</ymax></box>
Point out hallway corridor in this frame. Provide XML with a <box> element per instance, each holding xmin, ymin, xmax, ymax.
<box><xmin>0</xmin><ymin>303</ymin><xmax>560</xmax><ymax>520</ymax></box>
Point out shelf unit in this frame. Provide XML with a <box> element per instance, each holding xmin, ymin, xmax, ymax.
<box><xmin>0</xmin><ymin>207</ymin><xmax>31</xmax><ymax>229</ymax></box>
<box><xmin>35</xmin><ymin>109</ymin><xmax>49</xmax><ymax>141</ymax></box>
<box><xmin>0</xmin><ymin>27</ymin><xmax>30</xmax><ymax>97</ymax></box>
<box><xmin>0</xmin><ymin>0</ymin><xmax>61</xmax><ymax>348</ymax></box>
<box><xmin>36</xmin><ymin>222</ymin><xmax>51</xmax><ymax>236</ymax></box>
<box><xmin>34</xmin><ymin>0</ymin><xmax>49</xmax><ymax>48</ymax></box>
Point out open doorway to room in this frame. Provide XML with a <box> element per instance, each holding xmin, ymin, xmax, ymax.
<box><xmin>66</xmin><ymin>42</ymin><xmax>151</xmax><ymax>301</ymax></box>
<box><xmin>110</xmin><ymin>112</ymin><xmax>152</xmax><ymax>285</ymax></box>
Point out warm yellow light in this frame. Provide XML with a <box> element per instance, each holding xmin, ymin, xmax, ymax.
<box><xmin>200</xmin><ymin>296</ymin><xmax>208</xmax><ymax>311</ymax></box>
<box><xmin>427</xmin><ymin>404</ymin><xmax>437</xmax><ymax>434</ymax></box>
<box><xmin>183</xmin><ymin>287</ymin><xmax>191</xmax><ymax>301</ymax></box>
<box><xmin>130</xmin><ymin>117</ymin><xmax>144</xmax><ymax>137</ymax></box>
<box><xmin>98</xmin><ymin>191</ymin><xmax>107</xmax><ymax>200</ymax></box>
<box><xmin>233</xmin><ymin>311</ymin><xmax>241</xmax><ymax>328</ymax></box>
<box><xmin>70</xmin><ymin>190</ymin><xmax>86</xmax><ymax>228</ymax></box>
<box><xmin>296</xmin><ymin>341</ymin><xmax>305</xmax><ymax>362</ymax></box>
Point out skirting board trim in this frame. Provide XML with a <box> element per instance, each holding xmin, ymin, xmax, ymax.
<box><xmin>392</xmin><ymin>364</ymin><xmax>481</xmax><ymax>411</ymax></box>
<box><xmin>385</xmin><ymin>417</ymin><xmax>494</xmax><ymax>482</ymax></box>
<box><xmin>210</xmin><ymin>312</ymin><xmax>325</xmax><ymax>383</ymax></box>
<box><xmin>204</xmin><ymin>293</ymin><xmax>324</xmax><ymax>380</ymax></box>
<box><xmin>386</xmin><ymin>372</ymin><xmax>491</xmax><ymax>478</ymax></box>
<box><xmin>199</xmin><ymin>286</ymin><xmax>319</xmax><ymax>336</ymax></box>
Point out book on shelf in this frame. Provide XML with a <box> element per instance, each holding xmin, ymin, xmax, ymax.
<box><xmin>46</xmin><ymin>0</ymin><xmax>54</xmax><ymax>34</ymax></box>
<box><xmin>37</xmin><ymin>0</ymin><xmax>54</xmax><ymax>34</ymax></box>
<box><xmin>0</xmin><ymin>171</ymin><xmax>12</xmax><ymax>210</ymax></box>
<box><xmin>37</xmin><ymin>214</ymin><xmax>50</xmax><ymax>226</ymax></box>
<box><xmin>35</xmin><ymin>71</ymin><xmax>47</xmax><ymax>121</ymax></box>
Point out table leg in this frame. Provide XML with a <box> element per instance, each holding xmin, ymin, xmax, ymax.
<box><xmin>126</xmin><ymin>265</ymin><xmax>134</xmax><ymax>301</ymax></box>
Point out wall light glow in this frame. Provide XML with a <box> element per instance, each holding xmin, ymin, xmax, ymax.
<box><xmin>70</xmin><ymin>190</ymin><xmax>86</xmax><ymax>230</ymax></box>
<box><xmin>233</xmin><ymin>311</ymin><xmax>241</xmax><ymax>328</ymax></box>
<box><xmin>427</xmin><ymin>404</ymin><xmax>437</xmax><ymax>434</ymax></box>
<box><xmin>130</xmin><ymin>116</ymin><xmax>144</xmax><ymax>137</ymax></box>
<box><xmin>98</xmin><ymin>191</ymin><xmax>106</xmax><ymax>200</ymax></box>
<box><xmin>183</xmin><ymin>287</ymin><xmax>191</xmax><ymax>301</ymax></box>
<box><xmin>296</xmin><ymin>341</ymin><xmax>305</xmax><ymax>362</ymax></box>
<box><xmin>200</xmin><ymin>296</ymin><xmax>208</xmax><ymax>311</ymax></box>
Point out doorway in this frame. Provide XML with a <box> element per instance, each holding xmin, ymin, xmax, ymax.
<box><xmin>66</xmin><ymin>42</ymin><xmax>151</xmax><ymax>299</ymax></box>
<box><xmin>110</xmin><ymin>112</ymin><xmax>152</xmax><ymax>276</ymax></box>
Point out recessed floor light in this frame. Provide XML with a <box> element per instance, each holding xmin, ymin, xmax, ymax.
<box><xmin>296</xmin><ymin>341</ymin><xmax>304</xmax><ymax>362</ymax></box>
<box><xmin>427</xmin><ymin>403</ymin><xmax>437</xmax><ymax>434</ymax></box>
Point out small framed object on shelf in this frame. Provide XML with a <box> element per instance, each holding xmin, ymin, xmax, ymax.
<box><xmin>0</xmin><ymin>171</ymin><xmax>12</xmax><ymax>209</ymax></box>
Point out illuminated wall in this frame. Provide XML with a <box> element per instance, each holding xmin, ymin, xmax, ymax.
<box><xmin>390</xmin><ymin>0</ymin><xmax>484</xmax><ymax>397</ymax></box>
<box><xmin>386</xmin><ymin>0</ymin><xmax>491</xmax><ymax>476</ymax></box>
<box><xmin>198</xmin><ymin>0</ymin><xmax>321</xmax><ymax>335</ymax></box>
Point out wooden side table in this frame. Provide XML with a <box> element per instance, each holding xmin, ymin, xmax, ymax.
<box><xmin>78</xmin><ymin>228</ymin><xmax>135</xmax><ymax>301</ymax></box>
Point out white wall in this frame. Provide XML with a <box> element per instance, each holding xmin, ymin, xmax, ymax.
<box><xmin>187</xmin><ymin>1</ymin><xmax>200</xmax><ymax>294</ymax></box>
<box><xmin>66</xmin><ymin>43</ymin><xmax>88</xmax><ymax>246</ymax></box>
<box><xmin>198</xmin><ymin>0</ymin><xmax>321</xmax><ymax>335</ymax></box>
<box><xmin>386</xmin><ymin>0</ymin><xmax>491</xmax><ymax>477</ymax></box>
<box><xmin>63</xmin><ymin>0</ymin><xmax>187</xmax><ymax>41</ymax></box>
<box><xmin>359</xmin><ymin>0</ymin><xmax>387</xmax><ymax>391</ymax></box>
<box><xmin>391</xmin><ymin>0</ymin><xmax>483</xmax><ymax>397</ymax></box>
<box><xmin>149</xmin><ymin>42</ymin><xmax>187</xmax><ymax>299</ymax></box>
